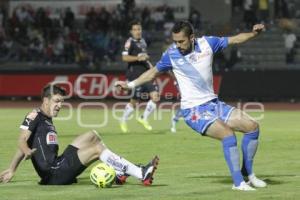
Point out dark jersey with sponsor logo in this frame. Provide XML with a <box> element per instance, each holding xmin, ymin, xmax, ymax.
<box><xmin>122</xmin><ymin>37</ymin><xmax>151</xmax><ymax>80</ymax></box>
<box><xmin>20</xmin><ymin>108</ymin><xmax>59</xmax><ymax>181</ymax></box>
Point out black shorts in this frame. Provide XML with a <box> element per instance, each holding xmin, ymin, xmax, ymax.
<box><xmin>42</xmin><ymin>145</ymin><xmax>86</xmax><ymax>185</ymax></box>
<box><xmin>132</xmin><ymin>81</ymin><xmax>158</xmax><ymax>100</ymax></box>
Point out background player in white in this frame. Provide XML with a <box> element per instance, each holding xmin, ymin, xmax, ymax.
<box><xmin>170</xmin><ymin>80</ymin><xmax>183</xmax><ymax>133</ymax></box>
<box><xmin>116</xmin><ymin>21</ymin><xmax>267</xmax><ymax>191</ymax></box>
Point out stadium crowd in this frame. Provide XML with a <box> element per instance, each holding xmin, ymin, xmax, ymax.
<box><xmin>0</xmin><ymin>0</ymin><xmax>299</xmax><ymax>70</ymax></box>
<box><xmin>0</xmin><ymin>0</ymin><xmax>175</xmax><ymax>68</ymax></box>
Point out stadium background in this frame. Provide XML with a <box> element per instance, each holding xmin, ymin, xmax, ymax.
<box><xmin>1</xmin><ymin>1</ymin><xmax>300</xmax><ymax>200</ymax></box>
<box><xmin>0</xmin><ymin>0</ymin><xmax>300</xmax><ymax>101</ymax></box>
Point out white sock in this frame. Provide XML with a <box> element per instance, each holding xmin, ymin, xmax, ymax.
<box><xmin>142</xmin><ymin>100</ymin><xmax>156</xmax><ymax>120</ymax></box>
<box><xmin>171</xmin><ymin>116</ymin><xmax>177</xmax><ymax>129</ymax></box>
<box><xmin>121</xmin><ymin>103</ymin><xmax>134</xmax><ymax>122</ymax></box>
<box><xmin>100</xmin><ymin>149</ymin><xmax>142</xmax><ymax>179</ymax></box>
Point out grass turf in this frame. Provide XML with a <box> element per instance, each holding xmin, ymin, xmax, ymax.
<box><xmin>0</xmin><ymin>107</ymin><xmax>300</xmax><ymax>200</ymax></box>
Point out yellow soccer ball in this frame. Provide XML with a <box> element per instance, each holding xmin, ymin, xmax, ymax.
<box><xmin>90</xmin><ymin>163</ymin><xmax>116</xmax><ymax>188</ymax></box>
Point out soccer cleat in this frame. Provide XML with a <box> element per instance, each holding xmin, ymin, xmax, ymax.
<box><xmin>247</xmin><ymin>174</ymin><xmax>267</xmax><ymax>188</ymax></box>
<box><xmin>137</xmin><ymin>117</ymin><xmax>152</xmax><ymax>131</ymax></box>
<box><xmin>141</xmin><ymin>156</ymin><xmax>159</xmax><ymax>186</ymax></box>
<box><xmin>170</xmin><ymin>127</ymin><xmax>176</xmax><ymax>133</ymax></box>
<box><xmin>120</xmin><ymin>121</ymin><xmax>128</xmax><ymax>133</ymax></box>
<box><xmin>115</xmin><ymin>172</ymin><xmax>130</xmax><ymax>185</ymax></box>
<box><xmin>232</xmin><ymin>181</ymin><xmax>256</xmax><ymax>191</ymax></box>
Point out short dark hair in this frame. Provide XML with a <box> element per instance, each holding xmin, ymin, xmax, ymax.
<box><xmin>172</xmin><ymin>21</ymin><xmax>194</xmax><ymax>36</ymax></box>
<box><xmin>41</xmin><ymin>84</ymin><xmax>66</xmax><ymax>99</ymax></box>
<box><xmin>129</xmin><ymin>20</ymin><xmax>141</xmax><ymax>30</ymax></box>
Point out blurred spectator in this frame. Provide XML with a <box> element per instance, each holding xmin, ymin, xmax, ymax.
<box><xmin>275</xmin><ymin>0</ymin><xmax>289</xmax><ymax>18</ymax></box>
<box><xmin>106</xmin><ymin>32</ymin><xmax>121</xmax><ymax>62</ymax></box>
<box><xmin>52</xmin><ymin>35</ymin><xmax>65</xmax><ymax>63</ymax></box>
<box><xmin>283</xmin><ymin>29</ymin><xmax>297</xmax><ymax>64</ymax></box>
<box><xmin>0</xmin><ymin>36</ymin><xmax>24</xmax><ymax>62</ymax></box>
<box><xmin>151</xmin><ymin>7</ymin><xmax>164</xmax><ymax>30</ymax></box>
<box><xmin>97</xmin><ymin>7</ymin><xmax>110</xmax><ymax>33</ymax></box>
<box><xmin>111</xmin><ymin>7</ymin><xmax>123</xmax><ymax>35</ymax></box>
<box><xmin>258</xmin><ymin>0</ymin><xmax>269</xmax><ymax>23</ymax></box>
<box><xmin>0</xmin><ymin>7</ymin><xmax>5</xmax><ymax>27</ymax></box>
<box><xmin>163</xmin><ymin>21</ymin><xmax>174</xmax><ymax>39</ymax></box>
<box><xmin>1</xmin><ymin>3</ymin><xmax>227</xmax><ymax>69</ymax></box>
<box><xmin>213</xmin><ymin>51</ymin><xmax>227</xmax><ymax>72</ymax></box>
<box><xmin>85</xmin><ymin>7</ymin><xmax>97</xmax><ymax>31</ymax></box>
<box><xmin>44</xmin><ymin>42</ymin><xmax>53</xmax><ymax>65</ymax></box>
<box><xmin>227</xmin><ymin>46</ymin><xmax>242</xmax><ymax>68</ymax></box>
<box><xmin>189</xmin><ymin>8</ymin><xmax>202</xmax><ymax>32</ymax></box>
<box><xmin>74</xmin><ymin>43</ymin><xmax>93</xmax><ymax>68</ymax></box>
<box><xmin>63</xmin><ymin>7</ymin><xmax>75</xmax><ymax>29</ymax></box>
<box><xmin>243</xmin><ymin>0</ymin><xmax>257</xmax><ymax>30</ymax></box>
<box><xmin>64</xmin><ymin>37</ymin><xmax>75</xmax><ymax>64</ymax></box>
<box><xmin>232</xmin><ymin>0</ymin><xmax>244</xmax><ymax>12</ymax></box>
<box><xmin>123</xmin><ymin>0</ymin><xmax>135</xmax><ymax>15</ymax></box>
<box><xmin>28</xmin><ymin>37</ymin><xmax>44</xmax><ymax>62</ymax></box>
<box><xmin>141</xmin><ymin>7</ymin><xmax>151</xmax><ymax>30</ymax></box>
<box><xmin>164</xmin><ymin>5</ymin><xmax>174</xmax><ymax>22</ymax></box>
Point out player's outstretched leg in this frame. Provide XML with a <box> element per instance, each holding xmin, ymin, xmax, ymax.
<box><xmin>141</xmin><ymin>155</ymin><xmax>159</xmax><ymax>186</ymax></box>
<box><xmin>115</xmin><ymin>156</ymin><xmax>160</xmax><ymax>185</ymax></box>
<box><xmin>241</xmin><ymin>129</ymin><xmax>267</xmax><ymax>188</ymax></box>
<box><xmin>100</xmin><ymin>148</ymin><xmax>159</xmax><ymax>186</ymax></box>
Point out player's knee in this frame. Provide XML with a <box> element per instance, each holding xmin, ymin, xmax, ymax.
<box><xmin>223</xmin><ymin>126</ymin><xmax>234</xmax><ymax>137</ymax></box>
<box><xmin>95</xmin><ymin>143</ymin><xmax>106</xmax><ymax>155</ymax></box>
<box><xmin>89</xmin><ymin>130</ymin><xmax>102</xmax><ymax>143</ymax></box>
<box><xmin>246</xmin><ymin>120</ymin><xmax>259</xmax><ymax>133</ymax></box>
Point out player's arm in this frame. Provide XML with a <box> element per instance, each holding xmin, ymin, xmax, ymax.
<box><xmin>228</xmin><ymin>24</ymin><xmax>265</xmax><ymax>45</ymax></box>
<box><xmin>115</xmin><ymin>67</ymin><xmax>160</xmax><ymax>90</ymax></box>
<box><xmin>0</xmin><ymin>129</ymin><xmax>36</xmax><ymax>183</ymax></box>
<box><xmin>0</xmin><ymin>129</ymin><xmax>34</xmax><ymax>183</ymax></box>
<box><xmin>18</xmin><ymin>129</ymin><xmax>36</xmax><ymax>160</ymax></box>
<box><xmin>0</xmin><ymin>149</ymin><xmax>24</xmax><ymax>183</ymax></box>
<box><xmin>122</xmin><ymin>54</ymin><xmax>150</xmax><ymax>62</ymax></box>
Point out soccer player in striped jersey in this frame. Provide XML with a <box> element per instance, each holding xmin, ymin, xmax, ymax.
<box><xmin>115</xmin><ymin>21</ymin><xmax>267</xmax><ymax>191</ymax></box>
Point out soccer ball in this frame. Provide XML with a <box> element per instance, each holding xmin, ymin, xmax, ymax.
<box><xmin>90</xmin><ymin>163</ymin><xmax>116</xmax><ymax>188</ymax></box>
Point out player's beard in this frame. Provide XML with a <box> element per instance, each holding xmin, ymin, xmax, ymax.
<box><xmin>179</xmin><ymin>44</ymin><xmax>192</xmax><ymax>55</ymax></box>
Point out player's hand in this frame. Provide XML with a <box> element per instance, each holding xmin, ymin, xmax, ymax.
<box><xmin>114</xmin><ymin>81</ymin><xmax>130</xmax><ymax>90</ymax></box>
<box><xmin>23</xmin><ymin>148</ymin><xmax>37</xmax><ymax>160</ymax></box>
<box><xmin>252</xmin><ymin>24</ymin><xmax>265</xmax><ymax>34</ymax></box>
<box><xmin>0</xmin><ymin>169</ymin><xmax>14</xmax><ymax>183</ymax></box>
<box><xmin>137</xmin><ymin>53</ymin><xmax>149</xmax><ymax>61</ymax></box>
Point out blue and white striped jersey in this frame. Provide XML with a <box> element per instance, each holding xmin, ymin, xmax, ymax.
<box><xmin>156</xmin><ymin>36</ymin><xmax>228</xmax><ymax>109</ymax></box>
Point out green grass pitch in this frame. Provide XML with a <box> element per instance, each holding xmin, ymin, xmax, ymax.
<box><xmin>0</xmin><ymin>107</ymin><xmax>300</xmax><ymax>200</ymax></box>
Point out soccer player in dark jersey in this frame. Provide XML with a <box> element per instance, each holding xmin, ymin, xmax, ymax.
<box><xmin>119</xmin><ymin>20</ymin><xmax>160</xmax><ymax>133</ymax></box>
<box><xmin>0</xmin><ymin>84</ymin><xmax>159</xmax><ymax>185</ymax></box>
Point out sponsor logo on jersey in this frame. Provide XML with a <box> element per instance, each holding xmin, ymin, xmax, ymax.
<box><xmin>46</xmin><ymin>131</ymin><xmax>58</xmax><ymax>145</ymax></box>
